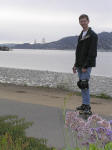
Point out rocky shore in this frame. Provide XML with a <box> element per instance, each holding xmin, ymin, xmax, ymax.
<box><xmin>0</xmin><ymin>67</ymin><xmax>111</xmax><ymax>97</ymax></box>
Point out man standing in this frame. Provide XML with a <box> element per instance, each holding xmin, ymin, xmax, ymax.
<box><xmin>72</xmin><ymin>14</ymin><xmax>98</xmax><ymax>115</ymax></box>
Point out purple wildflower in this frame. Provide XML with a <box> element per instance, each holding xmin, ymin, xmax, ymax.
<box><xmin>109</xmin><ymin>120</ymin><xmax>112</xmax><ymax>125</ymax></box>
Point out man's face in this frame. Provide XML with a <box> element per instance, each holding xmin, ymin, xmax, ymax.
<box><xmin>79</xmin><ymin>18</ymin><xmax>89</xmax><ymax>29</ymax></box>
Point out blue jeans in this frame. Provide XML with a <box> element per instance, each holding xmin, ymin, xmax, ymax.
<box><xmin>76</xmin><ymin>67</ymin><xmax>92</xmax><ymax>105</ymax></box>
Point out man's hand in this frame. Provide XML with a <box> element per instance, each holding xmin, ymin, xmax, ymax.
<box><xmin>72</xmin><ymin>65</ymin><xmax>77</xmax><ymax>73</ymax></box>
<box><xmin>82</xmin><ymin>68</ymin><xmax>87</xmax><ymax>72</ymax></box>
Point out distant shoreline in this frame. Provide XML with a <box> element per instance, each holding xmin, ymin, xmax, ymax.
<box><xmin>1</xmin><ymin>31</ymin><xmax>112</xmax><ymax>50</ymax></box>
<box><xmin>12</xmin><ymin>48</ymin><xmax>112</xmax><ymax>52</ymax></box>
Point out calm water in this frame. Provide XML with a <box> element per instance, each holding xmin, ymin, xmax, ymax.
<box><xmin>0</xmin><ymin>49</ymin><xmax>111</xmax><ymax>77</ymax></box>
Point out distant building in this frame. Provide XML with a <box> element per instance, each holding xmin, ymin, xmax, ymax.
<box><xmin>42</xmin><ymin>38</ymin><xmax>46</xmax><ymax>44</ymax></box>
<box><xmin>34</xmin><ymin>39</ymin><xmax>37</xmax><ymax>44</ymax></box>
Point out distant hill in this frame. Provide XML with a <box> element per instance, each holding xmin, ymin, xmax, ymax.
<box><xmin>1</xmin><ymin>31</ymin><xmax>112</xmax><ymax>51</ymax></box>
<box><xmin>0</xmin><ymin>43</ymin><xmax>16</xmax><ymax>48</ymax></box>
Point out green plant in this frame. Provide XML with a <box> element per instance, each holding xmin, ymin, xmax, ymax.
<box><xmin>0</xmin><ymin>132</ymin><xmax>29</xmax><ymax>150</ymax></box>
<box><xmin>0</xmin><ymin>115</ymin><xmax>33</xmax><ymax>140</ymax></box>
<box><xmin>0</xmin><ymin>115</ymin><xmax>55</xmax><ymax>150</ymax></box>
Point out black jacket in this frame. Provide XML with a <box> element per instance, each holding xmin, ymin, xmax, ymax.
<box><xmin>74</xmin><ymin>27</ymin><xmax>98</xmax><ymax>69</ymax></box>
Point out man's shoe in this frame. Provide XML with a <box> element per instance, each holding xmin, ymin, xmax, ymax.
<box><xmin>83</xmin><ymin>105</ymin><xmax>92</xmax><ymax>115</ymax></box>
<box><xmin>76</xmin><ymin>104</ymin><xmax>86</xmax><ymax>111</ymax></box>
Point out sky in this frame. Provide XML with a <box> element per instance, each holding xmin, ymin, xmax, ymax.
<box><xmin>0</xmin><ymin>0</ymin><xmax>112</xmax><ymax>43</ymax></box>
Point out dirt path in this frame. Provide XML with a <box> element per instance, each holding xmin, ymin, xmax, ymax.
<box><xmin>0</xmin><ymin>83</ymin><xmax>112</xmax><ymax>117</ymax></box>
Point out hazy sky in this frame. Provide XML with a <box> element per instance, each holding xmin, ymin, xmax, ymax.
<box><xmin>0</xmin><ymin>0</ymin><xmax>112</xmax><ymax>43</ymax></box>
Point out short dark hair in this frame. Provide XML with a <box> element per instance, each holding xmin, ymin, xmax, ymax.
<box><xmin>79</xmin><ymin>14</ymin><xmax>89</xmax><ymax>21</ymax></box>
